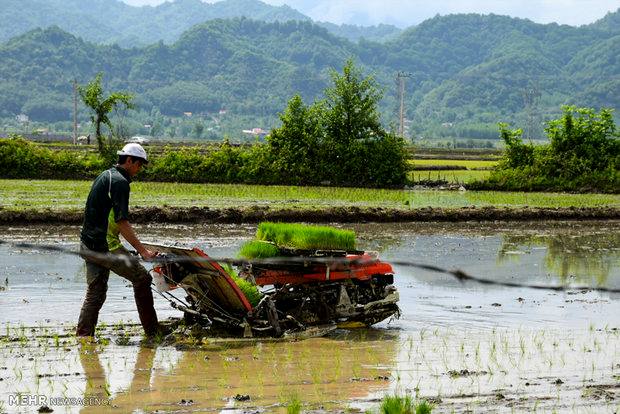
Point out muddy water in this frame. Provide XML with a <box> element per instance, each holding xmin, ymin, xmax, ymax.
<box><xmin>1</xmin><ymin>221</ymin><xmax>619</xmax><ymax>412</ymax></box>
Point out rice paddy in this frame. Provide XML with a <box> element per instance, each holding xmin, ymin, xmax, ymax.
<box><xmin>408</xmin><ymin>159</ymin><xmax>498</xmax><ymax>169</ymax></box>
<box><xmin>0</xmin><ymin>323</ymin><xmax>617</xmax><ymax>413</ymax></box>
<box><xmin>0</xmin><ymin>221</ymin><xmax>618</xmax><ymax>412</ymax></box>
<box><xmin>0</xmin><ymin>179</ymin><xmax>618</xmax><ymax>211</ymax></box>
<box><xmin>407</xmin><ymin>169</ymin><xmax>491</xmax><ymax>183</ymax></box>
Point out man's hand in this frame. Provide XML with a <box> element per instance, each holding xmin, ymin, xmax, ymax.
<box><xmin>140</xmin><ymin>248</ymin><xmax>158</xmax><ymax>261</ymax></box>
<box><xmin>117</xmin><ymin>220</ymin><xmax>157</xmax><ymax>260</ymax></box>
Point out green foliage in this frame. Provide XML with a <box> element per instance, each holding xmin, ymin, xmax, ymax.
<box><xmin>221</xmin><ymin>264</ymin><xmax>261</xmax><ymax>307</ymax></box>
<box><xmin>256</xmin><ymin>222</ymin><xmax>356</xmax><ymax>250</ymax></box>
<box><xmin>286</xmin><ymin>395</ymin><xmax>302</xmax><ymax>414</ymax></box>
<box><xmin>268</xmin><ymin>60</ymin><xmax>408</xmax><ymax>187</ymax></box>
<box><xmin>379</xmin><ymin>394</ymin><xmax>433</xmax><ymax>414</ymax></box>
<box><xmin>380</xmin><ymin>394</ymin><xmax>414</xmax><ymax>414</ymax></box>
<box><xmin>231</xmin><ymin>275</ymin><xmax>261</xmax><ymax>307</ymax></box>
<box><xmin>498</xmin><ymin>123</ymin><xmax>534</xmax><ymax>168</ymax></box>
<box><xmin>479</xmin><ymin>106</ymin><xmax>620</xmax><ymax>192</ymax></box>
<box><xmin>325</xmin><ymin>59</ymin><xmax>383</xmax><ymax>145</ymax></box>
<box><xmin>0</xmin><ymin>136</ymin><xmax>105</xmax><ymax>179</ymax></box>
<box><xmin>79</xmin><ymin>73</ymin><xmax>134</xmax><ymax>162</ymax></box>
<box><xmin>238</xmin><ymin>241</ymin><xmax>281</xmax><ymax>259</ymax></box>
<box><xmin>546</xmin><ymin>107</ymin><xmax>618</xmax><ymax>173</ymax></box>
<box><xmin>267</xmin><ymin>95</ymin><xmax>324</xmax><ymax>184</ymax></box>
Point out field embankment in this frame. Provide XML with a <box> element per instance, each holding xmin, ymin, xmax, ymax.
<box><xmin>2</xmin><ymin>205</ymin><xmax>619</xmax><ymax>225</ymax></box>
<box><xmin>1</xmin><ymin>179</ymin><xmax>618</xmax><ymax>224</ymax></box>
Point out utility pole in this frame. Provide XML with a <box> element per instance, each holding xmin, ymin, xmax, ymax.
<box><xmin>522</xmin><ymin>84</ymin><xmax>541</xmax><ymax>141</ymax></box>
<box><xmin>397</xmin><ymin>71</ymin><xmax>411</xmax><ymax>137</ymax></box>
<box><xmin>73</xmin><ymin>79</ymin><xmax>78</xmax><ymax>145</ymax></box>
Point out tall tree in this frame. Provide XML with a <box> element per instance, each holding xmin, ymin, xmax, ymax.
<box><xmin>324</xmin><ymin>58</ymin><xmax>383</xmax><ymax>146</ymax></box>
<box><xmin>267</xmin><ymin>94</ymin><xmax>324</xmax><ymax>183</ymax></box>
<box><xmin>79</xmin><ymin>73</ymin><xmax>134</xmax><ymax>157</ymax></box>
<box><xmin>267</xmin><ymin>60</ymin><xmax>407</xmax><ymax>187</ymax></box>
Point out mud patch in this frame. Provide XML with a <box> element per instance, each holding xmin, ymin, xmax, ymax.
<box><xmin>1</xmin><ymin>206</ymin><xmax>619</xmax><ymax>225</ymax></box>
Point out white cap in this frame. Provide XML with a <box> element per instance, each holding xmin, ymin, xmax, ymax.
<box><xmin>117</xmin><ymin>143</ymin><xmax>148</xmax><ymax>163</ymax></box>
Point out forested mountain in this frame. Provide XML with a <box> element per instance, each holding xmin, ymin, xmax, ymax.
<box><xmin>0</xmin><ymin>11</ymin><xmax>618</xmax><ymax>139</ymax></box>
<box><xmin>0</xmin><ymin>0</ymin><xmax>400</xmax><ymax>46</ymax></box>
<box><xmin>589</xmin><ymin>9</ymin><xmax>620</xmax><ymax>34</ymax></box>
<box><xmin>315</xmin><ymin>22</ymin><xmax>402</xmax><ymax>43</ymax></box>
<box><xmin>0</xmin><ymin>0</ymin><xmax>309</xmax><ymax>46</ymax></box>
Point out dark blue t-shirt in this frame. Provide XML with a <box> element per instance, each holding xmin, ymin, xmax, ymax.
<box><xmin>80</xmin><ymin>166</ymin><xmax>131</xmax><ymax>251</ymax></box>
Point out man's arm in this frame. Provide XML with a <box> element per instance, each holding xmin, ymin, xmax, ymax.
<box><xmin>117</xmin><ymin>219</ymin><xmax>157</xmax><ymax>259</ymax></box>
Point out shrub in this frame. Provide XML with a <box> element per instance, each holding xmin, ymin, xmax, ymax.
<box><xmin>266</xmin><ymin>60</ymin><xmax>408</xmax><ymax>187</ymax></box>
<box><xmin>477</xmin><ymin>106</ymin><xmax>620</xmax><ymax>192</ymax></box>
<box><xmin>0</xmin><ymin>136</ymin><xmax>105</xmax><ymax>179</ymax></box>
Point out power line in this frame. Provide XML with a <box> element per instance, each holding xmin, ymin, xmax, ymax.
<box><xmin>1</xmin><ymin>239</ymin><xmax>619</xmax><ymax>294</ymax></box>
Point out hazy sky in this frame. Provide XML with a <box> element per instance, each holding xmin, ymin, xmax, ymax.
<box><xmin>122</xmin><ymin>0</ymin><xmax>619</xmax><ymax>27</ymax></box>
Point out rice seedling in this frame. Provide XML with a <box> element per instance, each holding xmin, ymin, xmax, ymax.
<box><xmin>103</xmin><ymin>381</ymin><xmax>111</xmax><ymax>397</ymax></box>
<box><xmin>2</xmin><ymin>179</ymin><xmax>618</xmax><ymax>211</ymax></box>
<box><xmin>286</xmin><ymin>395</ymin><xmax>302</xmax><ymax>414</ymax></box>
<box><xmin>378</xmin><ymin>394</ymin><xmax>434</xmax><ymax>414</ymax></box>
<box><xmin>238</xmin><ymin>241</ymin><xmax>280</xmax><ymax>259</ymax></box>
<box><xmin>256</xmin><ymin>222</ymin><xmax>356</xmax><ymax>250</ymax></box>
<box><xmin>221</xmin><ymin>264</ymin><xmax>261</xmax><ymax>307</ymax></box>
<box><xmin>408</xmin><ymin>170</ymin><xmax>491</xmax><ymax>184</ymax></box>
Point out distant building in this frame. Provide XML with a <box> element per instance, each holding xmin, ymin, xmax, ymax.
<box><xmin>16</xmin><ymin>114</ymin><xmax>29</xmax><ymax>123</ymax></box>
<box><xmin>126</xmin><ymin>136</ymin><xmax>149</xmax><ymax>145</ymax></box>
<box><xmin>183</xmin><ymin>112</ymin><xmax>192</xmax><ymax>117</ymax></box>
<box><xmin>77</xmin><ymin>135</ymin><xmax>91</xmax><ymax>145</ymax></box>
<box><xmin>242</xmin><ymin>127</ymin><xmax>269</xmax><ymax>138</ymax></box>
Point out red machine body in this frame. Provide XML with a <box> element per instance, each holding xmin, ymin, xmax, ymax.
<box><xmin>251</xmin><ymin>253</ymin><xmax>394</xmax><ymax>286</ymax></box>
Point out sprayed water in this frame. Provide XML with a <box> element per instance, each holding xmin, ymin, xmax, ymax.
<box><xmin>0</xmin><ymin>221</ymin><xmax>619</xmax><ymax>412</ymax></box>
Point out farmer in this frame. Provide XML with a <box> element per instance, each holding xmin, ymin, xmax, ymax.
<box><xmin>77</xmin><ymin>143</ymin><xmax>160</xmax><ymax>337</ymax></box>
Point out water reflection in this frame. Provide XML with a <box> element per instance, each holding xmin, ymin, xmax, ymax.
<box><xmin>77</xmin><ymin>330</ymin><xmax>398</xmax><ymax>412</ymax></box>
<box><xmin>498</xmin><ymin>231</ymin><xmax>620</xmax><ymax>286</ymax></box>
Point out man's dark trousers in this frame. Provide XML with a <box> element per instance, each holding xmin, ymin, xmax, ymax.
<box><xmin>77</xmin><ymin>243</ymin><xmax>158</xmax><ymax>337</ymax></box>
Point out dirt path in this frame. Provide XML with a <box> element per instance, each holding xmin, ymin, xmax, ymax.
<box><xmin>1</xmin><ymin>205</ymin><xmax>619</xmax><ymax>225</ymax></box>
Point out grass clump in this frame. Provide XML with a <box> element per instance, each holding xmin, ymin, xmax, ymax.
<box><xmin>379</xmin><ymin>394</ymin><xmax>433</xmax><ymax>414</ymax></box>
<box><xmin>256</xmin><ymin>222</ymin><xmax>356</xmax><ymax>250</ymax></box>
<box><xmin>286</xmin><ymin>395</ymin><xmax>302</xmax><ymax>414</ymax></box>
<box><xmin>238</xmin><ymin>240</ymin><xmax>280</xmax><ymax>259</ymax></box>
<box><xmin>222</xmin><ymin>264</ymin><xmax>261</xmax><ymax>307</ymax></box>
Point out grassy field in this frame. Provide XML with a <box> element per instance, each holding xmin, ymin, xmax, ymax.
<box><xmin>1</xmin><ymin>179</ymin><xmax>618</xmax><ymax>211</ymax></box>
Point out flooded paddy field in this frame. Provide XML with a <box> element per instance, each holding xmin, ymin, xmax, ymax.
<box><xmin>0</xmin><ymin>221</ymin><xmax>619</xmax><ymax>413</ymax></box>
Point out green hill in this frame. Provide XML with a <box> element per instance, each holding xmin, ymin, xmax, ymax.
<box><xmin>0</xmin><ymin>0</ymin><xmax>310</xmax><ymax>46</ymax></box>
<box><xmin>0</xmin><ymin>0</ymin><xmax>403</xmax><ymax>46</ymax></box>
<box><xmin>0</xmin><ymin>11</ymin><xmax>618</xmax><ymax>140</ymax></box>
